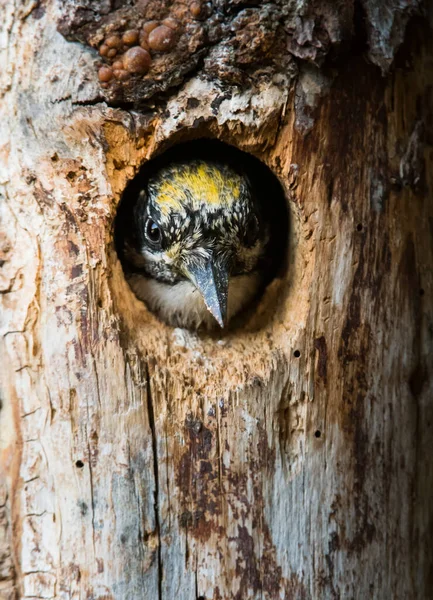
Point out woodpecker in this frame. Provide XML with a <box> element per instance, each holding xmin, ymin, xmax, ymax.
<box><xmin>123</xmin><ymin>159</ymin><xmax>270</xmax><ymax>329</ymax></box>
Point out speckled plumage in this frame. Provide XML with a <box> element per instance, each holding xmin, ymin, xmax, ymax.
<box><xmin>125</xmin><ymin>159</ymin><xmax>269</xmax><ymax>329</ymax></box>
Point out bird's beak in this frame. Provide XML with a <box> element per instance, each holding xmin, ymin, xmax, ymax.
<box><xmin>183</xmin><ymin>256</ymin><xmax>229</xmax><ymax>328</ymax></box>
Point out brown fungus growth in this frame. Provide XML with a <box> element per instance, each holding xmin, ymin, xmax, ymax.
<box><xmin>142</xmin><ymin>21</ymin><xmax>160</xmax><ymax>35</ymax></box>
<box><xmin>138</xmin><ymin>30</ymin><xmax>150</xmax><ymax>50</ymax></box>
<box><xmin>162</xmin><ymin>18</ymin><xmax>179</xmax><ymax>31</ymax></box>
<box><xmin>148</xmin><ymin>25</ymin><xmax>176</xmax><ymax>52</ymax></box>
<box><xmin>86</xmin><ymin>0</ymin><xmax>289</xmax><ymax>96</ymax></box>
<box><xmin>105</xmin><ymin>35</ymin><xmax>122</xmax><ymax>49</ymax></box>
<box><xmin>112</xmin><ymin>59</ymin><xmax>124</xmax><ymax>71</ymax></box>
<box><xmin>98</xmin><ymin>66</ymin><xmax>113</xmax><ymax>82</ymax></box>
<box><xmin>189</xmin><ymin>1</ymin><xmax>203</xmax><ymax>19</ymax></box>
<box><xmin>113</xmin><ymin>69</ymin><xmax>129</xmax><ymax>81</ymax></box>
<box><xmin>123</xmin><ymin>47</ymin><xmax>151</xmax><ymax>74</ymax></box>
<box><xmin>122</xmin><ymin>30</ymin><xmax>139</xmax><ymax>46</ymax></box>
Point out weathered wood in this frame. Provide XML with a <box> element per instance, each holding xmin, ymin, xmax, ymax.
<box><xmin>0</xmin><ymin>1</ymin><xmax>432</xmax><ymax>599</ymax></box>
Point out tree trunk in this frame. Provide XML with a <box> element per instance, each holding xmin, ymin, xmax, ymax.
<box><xmin>1</xmin><ymin>2</ymin><xmax>432</xmax><ymax>599</ymax></box>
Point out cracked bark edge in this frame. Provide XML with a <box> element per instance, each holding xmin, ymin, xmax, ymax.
<box><xmin>145</xmin><ymin>364</ymin><xmax>163</xmax><ymax>599</ymax></box>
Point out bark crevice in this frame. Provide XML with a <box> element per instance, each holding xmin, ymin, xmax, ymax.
<box><xmin>145</xmin><ymin>364</ymin><xmax>163</xmax><ymax>600</ymax></box>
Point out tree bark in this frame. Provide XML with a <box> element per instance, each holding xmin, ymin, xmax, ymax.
<box><xmin>0</xmin><ymin>2</ymin><xmax>432</xmax><ymax>599</ymax></box>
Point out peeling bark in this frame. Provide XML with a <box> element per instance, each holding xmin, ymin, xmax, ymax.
<box><xmin>0</xmin><ymin>1</ymin><xmax>432</xmax><ymax>599</ymax></box>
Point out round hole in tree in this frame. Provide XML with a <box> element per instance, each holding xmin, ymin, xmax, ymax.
<box><xmin>294</xmin><ymin>350</ymin><xmax>301</xmax><ymax>358</ymax></box>
<box><xmin>314</xmin><ymin>430</ymin><xmax>321</xmax><ymax>438</ymax></box>
<box><xmin>75</xmin><ymin>460</ymin><xmax>85</xmax><ymax>469</ymax></box>
<box><xmin>356</xmin><ymin>223</ymin><xmax>363</xmax><ymax>232</ymax></box>
<box><xmin>420</xmin><ymin>288</ymin><xmax>425</xmax><ymax>296</ymax></box>
<box><xmin>115</xmin><ymin>139</ymin><xmax>289</xmax><ymax>332</ymax></box>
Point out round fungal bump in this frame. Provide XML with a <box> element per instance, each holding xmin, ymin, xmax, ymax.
<box><xmin>122</xmin><ymin>29</ymin><xmax>139</xmax><ymax>45</ymax></box>
<box><xmin>162</xmin><ymin>17</ymin><xmax>179</xmax><ymax>30</ymax></box>
<box><xmin>113</xmin><ymin>69</ymin><xmax>130</xmax><ymax>81</ymax></box>
<box><xmin>98</xmin><ymin>66</ymin><xmax>113</xmax><ymax>82</ymax></box>
<box><xmin>105</xmin><ymin>35</ymin><xmax>122</xmax><ymax>49</ymax></box>
<box><xmin>139</xmin><ymin>31</ymin><xmax>150</xmax><ymax>50</ymax></box>
<box><xmin>123</xmin><ymin>47</ymin><xmax>151</xmax><ymax>74</ymax></box>
<box><xmin>112</xmin><ymin>59</ymin><xmax>124</xmax><ymax>71</ymax></box>
<box><xmin>142</xmin><ymin>20</ymin><xmax>160</xmax><ymax>34</ymax></box>
<box><xmin>148</xmin><ymin>25</ymin><xmax>176</xmax><ymax>52</ymax></box>
<box><xmin>190</xmin><ymin>1</ymin><xmax>203</xmax><ymax>18</ymax></box>
<box><xmin>106</xmin><ymin>48</ymin><xmax>118</xmax><ymax>58</ymax></box>
<box><xmin>99</xmin><ymin>44</ymin><xmax>109</xmax><ymax>56</ymax></box>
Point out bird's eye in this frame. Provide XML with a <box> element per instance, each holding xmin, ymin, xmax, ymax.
<box><xmin>243</xmin><ymin>215</ymin><xmax>259</xmax><ymax>247</ymax></box>
<box><xmin>145</xmin><ymin>218</ymin><xmax>162</xmax><ymax>246</ymax></box>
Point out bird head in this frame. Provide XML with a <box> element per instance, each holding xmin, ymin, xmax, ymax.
<box><xmin>127</xmin><ymin>159</ymin><xmax>268</xmax><ymax>328</ymax></box>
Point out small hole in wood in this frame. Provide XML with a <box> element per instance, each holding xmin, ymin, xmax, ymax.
<box><xmin>314</xmin><ymin>430</ymin><xmax>321</xmax><ymax>438</ymax></box>
<box><xmin>75</xmin><ymin>460</ymin><xmax>85</xmax><ymax>469</ymax></box>
<box><xmin>356</xmin><ymin>223</ymin><xmax>363</xmax><ymax>232</ymax></box>
<box><xmin>294</xmin><ymin>350</ymin><xmax>301</xmax><ymax>358</ymax></box>
<box><xmin>420</xmin><ymin>288</ymin><xmax>425</xmax><ymax>296</ymax></box>
<box><xmin>115</xmin><ymin>139</ymin><xmax>289</xmax><ymax>332</ymax></box>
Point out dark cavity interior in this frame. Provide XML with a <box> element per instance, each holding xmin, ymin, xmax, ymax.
<box><xmin>115</xmin><ymin>139</ymin><xmax>289</xmax><ymax>326</ymax></box>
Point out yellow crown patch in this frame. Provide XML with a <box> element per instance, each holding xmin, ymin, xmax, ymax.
<box><xmin>150</xmin><ymin>161</ymin><xmax>243</xmax><ymax>217</ymax></box>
